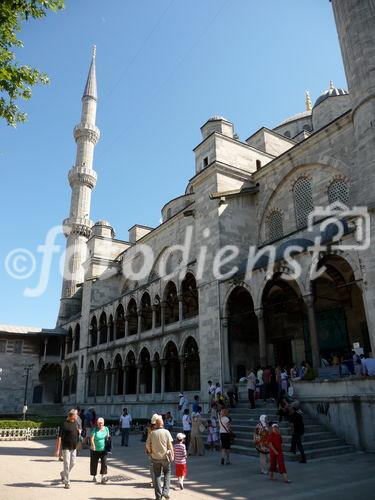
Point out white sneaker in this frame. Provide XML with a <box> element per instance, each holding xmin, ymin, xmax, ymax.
<box><xmin>101</xmin><ymin>475</ymin><xmax>108</xmax><ymax>484</ymax></box>
<box><xmin>92</xmin><ymin>476</ymin><xmax>97</xmax><ymax>483</ymax></box>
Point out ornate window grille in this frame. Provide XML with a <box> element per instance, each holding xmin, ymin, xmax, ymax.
<box><xmin>293</xmin><ymin>177</ymin><xmax>313</xmax><ymax>229</ymax></box>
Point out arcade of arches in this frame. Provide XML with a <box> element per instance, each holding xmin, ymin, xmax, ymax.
<box><xmin>60</xmin><ymin>337</ymin><xmax>201</xmax><ymax>401</ymax></box>
<box><xmin>226</xmin><ymin>255</ymin><xmax>370</xmax><ymax>382</ymax></box>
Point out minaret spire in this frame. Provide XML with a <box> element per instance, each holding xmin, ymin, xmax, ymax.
<box><xmin>305</xmin><ymin>90</ymin><xmax>312</xmax><ymax>111</ymax></box>
<box><xmin>58</xmin><ymin>48</ymin><xmax>100</xmax><ymax>324</ymax></box>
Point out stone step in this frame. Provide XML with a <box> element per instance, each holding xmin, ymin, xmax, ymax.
<box><xmin>230</xmin><ymin>422</ymin><xmax>326</xmax><ymax>433</ymax></box>
<box><xmin>233</xmin><ymin>430</ymin><xmax>337</xmax><ymax>443</ymax></box>
<box><xmin>233</xmin><ymin>437</ymin><xmax>345</xmax><ymax>451</ymax></box>
<box><xmin>230</xmin><ymin>444</ymin><xmax>357</xmax><ymax>461</ymax></box>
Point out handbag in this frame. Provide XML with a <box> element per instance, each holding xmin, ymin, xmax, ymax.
<box><xmin>104</xmin><ymin>428</ymin><xmax>112</xmax><ymax>454</ymax></box>
<box><xmin>219</xmin><ymin>417</ymin><xmax>235</xmax><ymax>444</ymax></box>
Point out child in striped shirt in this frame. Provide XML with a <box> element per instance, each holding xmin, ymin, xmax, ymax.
<box><xmin>174</xmin><ymin>432</ymin><xmax>187</xmax><ymax>490</ymax></box>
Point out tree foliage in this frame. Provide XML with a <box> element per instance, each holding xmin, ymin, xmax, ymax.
<box><xmin>0</xmin><ymin>0</ymin><xmax>64</xmax><ymax>126</ymax></box>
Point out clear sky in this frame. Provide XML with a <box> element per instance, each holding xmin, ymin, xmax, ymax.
<box><xmin>1</xmin><ymin>0</ymin><xmax>346</xmax><ymax>328</ymax></box>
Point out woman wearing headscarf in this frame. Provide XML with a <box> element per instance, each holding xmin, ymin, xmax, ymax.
<box><xmin>253</xmin><ymin>414</ymin><xmax>270</xmax><ymax>474</ymax></box>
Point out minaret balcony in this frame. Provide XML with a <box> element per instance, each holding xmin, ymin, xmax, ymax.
<box><xmin>68</xmin><ymin>166</ymin><xmax>97</xmax><ymax>189</ymax></box>
<box><xmin>62</xmin><ymin>217</ymin><xmax>93</xmax><ymax>238</ymax></box>
<box><xmin>73</xmin><ymin>123</ymin><xmax>100</xmax><ymax>144</ymax></box>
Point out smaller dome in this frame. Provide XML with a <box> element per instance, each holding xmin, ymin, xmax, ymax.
<box><xmin>94</xmin><ymin>220</ymin><xmax>112</xmax><ymax>227</ymax></box>
<box><xmin>314</xmin><ymin>82</ymin><xmax>348</xmax><ymax>107</ymax></box>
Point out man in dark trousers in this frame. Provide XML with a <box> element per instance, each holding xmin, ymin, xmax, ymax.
<box><xmin>55</xmin><ymin>409</ymin><xmax>80</xmax><ymax>489</ymax></box>
<box><xmin>289</xmin><ymin>405</ymin><xmax>307</xmax><ymax>463</ymax></box>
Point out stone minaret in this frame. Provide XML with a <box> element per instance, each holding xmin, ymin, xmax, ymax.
<box><xmin>331</xmin><ymin>1</ymin><xmax>375</xmax><ymax>204</ymax></box>
<box><xmin>58</xmin><ymin>47</ymin><xmax>100</xmax><ymax>324</ymax></box>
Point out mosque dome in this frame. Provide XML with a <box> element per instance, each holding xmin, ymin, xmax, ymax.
<box><xmin>314</xmin><ymin>81</ymin><xmax>349</xmax><ymax>107</ymax></box>
<box><xmin>92</xmin><ymin>220</ymin><xmax>115</xmax><ymax>238</ymax></box>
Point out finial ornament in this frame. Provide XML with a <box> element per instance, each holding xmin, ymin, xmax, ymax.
<box><xmin>92</xmin><ymin>45</ymin><xmax>96</xmax><ymax>59</ymax></box>
<box><xmin>329</xmin><ymin>80</ymin><xmax>334</xmax><ymax>90</ymax></box>
<box><xmin>305</xmin><ymin>90</ymin><xmax>312</xmax><ymax>111</ymax></box>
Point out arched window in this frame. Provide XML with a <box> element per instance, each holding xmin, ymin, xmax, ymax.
<box><xmin>113</xmin><ymin>354</ymin><xmax>123</xmax><ymax>395</ymax></box>
<box><xmin>70</xmin><ymin>365</ymin><xmax>77</xmax><ymax>394</ymax></box>
<box><xmin>183</xmin><ymin>337</ymin><xmax>200</xmax><ymax>391</ymax></box>
<box><xmin>293</xmin><ymin>176</ymin><xmax>313</xmax><ymax>229</ymax></box>
<box><xmin>108</xmin><ymin>315</ymin><xmax>114</xmax><ymax>342</ymax></box>
<box><xmin>127</xmin><ymin>299</ymin><xmax>138</xmax><ymax>335</ymax></box>
<box><xmin>328</xmin><ymin>178</ymin><xmax>349</xmax><ymax>206</ymax></box>
<box><xmin>90</xmin><ymin>317</ymin><xmax>98</xmax><ymax>347</ymax></box>
<box><xmin>139</xmin><ymin>347</ymin><xmax>152</xmax><ymax>393</ymax></box>
<box><xmin>87</xmin><ymin>360</ymin><xmax>95</xmax><ymax>397</ymax></box>
<box><xmin>125</xmin><ymin>351</ymin><xmax>137</xmax><ymax>394</ymax></box>
<box><xmin>96</xmin><ymin>359</ymin><xmax>106</xmax><ymax>396</ymax></box>
<box><xmin>63</xmin><ymin>366</ymin><xmax>70</xmax><ymax>396</ymax></box>
<box><xmin>115</xmin><ymin>304</ymin><xmax>125</xmax><ymax>339</ymax></box>
<box><xmin>164</xmin><ymin>341</ymin><xmax>180</xmax><ymax>392</ymax></box>
<box><xmin>181</xmin><ymin>273</ymin><xmax>198</xmax><ymax>318</ymax></box>
<box><xmin>66</xmin><ymin>327</ymin><xmax>73</xmax><ymax>354</ymax></box>
<box><xmin>154</xmin><ymin>295</ymin><xmax>161</xmax><ymax>328</ymax></box>
<box><xmin>153</xmin><ymin>352</ymin><xmax>161</xmax><ymax>393</ymax></box>
<box><xmin>266</xmin><ymin>209</ymin><xmax>284</xmax><ymax>242</ymax></box>
<box><xmin>140</xmin><ymin>292</ymin><xmax>152</xmax><ymax>332</ymax></box>
<box><xmin>74</xmin><ymin>324</ymin><xmax>80</xmax><ymax>352</ymax></box>
<box><xmin>99</xmin><ymin>312</ymin><xmax>107</xmax><ymax>344</ymax></box>
<box><xmin>164</xmin><ymin>282</ymin><xmax>179</xmax><ymax>324</ymax></box>
<box><xmin>106</xmin><ymin>362</ymin><xmax>112</xmax><ymax>396</ymax></box>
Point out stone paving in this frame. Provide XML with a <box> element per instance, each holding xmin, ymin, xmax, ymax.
<box><xmin>1</xmin><ymin>436</ymin><xmax>375</xmax><ymax>500</ymax></box>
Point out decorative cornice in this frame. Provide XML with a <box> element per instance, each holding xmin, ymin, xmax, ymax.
<box><xmin>63</xmin><ymin>217</ymin><xmax>93</xmax><ymax>238</ymax></box>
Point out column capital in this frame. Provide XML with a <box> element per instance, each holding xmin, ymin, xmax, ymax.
<box><xmin>160</xmin><ymin>358</ymin><xmax>168</xmax><ymax>367</ymax></box>
<box><xmin>178</xmin><ymin>355</ymin><xmax>186</xmax><ymax>363</ymax></box>
<box><xmin>177</xmin><ymin>293</ymin><xmax>184</xmax><ymax>302</ymax></box>
<box><xmin>303</xmin><ymin>293</ymin><xmax>315</xmax><ymax>307</ymax></box>
<box><xmin>150</xmin><ymin>360</ymin><xmax>159</xmax><ymax>369</ymax></box>
<box><xmin>254</xmin><ymin>307</ymin><xmax>264</xmax><ymax>319</ymax></box>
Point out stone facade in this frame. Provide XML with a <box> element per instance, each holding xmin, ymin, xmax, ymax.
<box><xmin>1</xmin><ymin>1</ymin><xmax>375</xmax><ymax>422</ymax></box>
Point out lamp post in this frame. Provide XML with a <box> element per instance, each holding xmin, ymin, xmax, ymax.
<box><xmin>23</xmin><ymin>364</ymin><xmax>34</xmax><ymax>420</ymax></box>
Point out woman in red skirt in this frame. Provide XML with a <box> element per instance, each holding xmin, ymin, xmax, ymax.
<box><xmin>268</xmin><ymin>423</ymin><xmax>291</xmax><ymax>483</ymax></box>
<box><xmin>174</xmin><ymin>432</ymin><xmax>188</xmax><ymax>490</ymax></box>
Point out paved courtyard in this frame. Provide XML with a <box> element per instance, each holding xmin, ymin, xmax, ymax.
<box><xmin>1</xmin><ymin>436</ymin><xmax>375</xmax><ymax>500</ymax></box>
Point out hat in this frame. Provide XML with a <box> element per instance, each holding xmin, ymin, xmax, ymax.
<box><xmin>176</xmin><ymin>433</ymin><xmax>186</xmax><ymax>441</ymax></box>
<box><xmin>151</xmin><ymin>413</ymin><xmax>161</xmax><ymax>425</ymax></box>
<box><xmin>272</xmin><ymin>423</ymin><xmax>279</xmax><ymax>428</ymax></box>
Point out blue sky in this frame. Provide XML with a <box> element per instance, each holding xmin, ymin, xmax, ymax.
<box><xmin>1</xmin><ymin>0</ymin><xmax>346</xmax><ymax>328</ymax></box>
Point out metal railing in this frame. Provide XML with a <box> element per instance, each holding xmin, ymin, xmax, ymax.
<box><xmin>0</xmin><ymin>427</ymin><xmax>59</xmax><ymax>441</ymax></box>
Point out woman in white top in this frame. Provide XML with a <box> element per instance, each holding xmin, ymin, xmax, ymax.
<box><xmin>218</xmin><ymin>408</ymin><xmax>232</xmax><ymax>465</ymax></box>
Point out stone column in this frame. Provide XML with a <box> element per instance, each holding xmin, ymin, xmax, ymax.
<box><xmin>178</xmin><ymin>293</ymin><xmax>184</xmax><ymax>322</ymax></box>
<box><xmin>43</xmin><ymin>338</ymin><xmax>48</xmax><ymax>362</ymax></box>
<box><xmin>304</xmin><ymin>294</ymin><xmax>320</xmax><ymax>370</ymax></box>
<box><xmin>221</xmin><ymin>318</ymin><xmax>231</xmax><ymax>383</ymax></box>
<box><xmin>255</xmin><ymin>308</ymin><xmax>267</xmax><ymax>367</ymax></box>
<box><xmin>179</xmin><ymin>355</ymin><xmax>185</xmax><ymax>392</ymax></box>
<box><xmin>161</xmin><ymin>301</ymin><xmax>166</xmax><ymax>332</ymax></box>
<box><xmin>136</xmin><ymin>363</ymin><xmax>142</xmax><ymax>401</ymax></box>
<box><xmin>151</xmin><ymin>361</ymin><xmax>157</xmax><ymax>400</ymax></box>
<box><xmin>160</xmin><ymin>359</ymin><xmax>167</xmax><ymax>398</ymax></box>
<box><xmin>123</xmin><ymin>366</ymin><xmax>128</xmax><ymax>399</ymax></box>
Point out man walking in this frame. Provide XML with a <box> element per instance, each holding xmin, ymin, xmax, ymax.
<box><xmin>289</xmin><ymin>405</ymin><xmax>307</xmax><ymax>463</ymax></box>
<box><xmin>55</xmin><ymin>409</ymin><xmax>80</xmax><ymax>489</ymax></box>
<box><xmin>146</xmin><ymin>414</ymin><xmax>174</xmax><ymax>500</ymax></box>
<box><xmin>119</xmin><ymin>407</ymin><xmax>132</xmax><ymax>447</ymax></box>
<box><xmin>246</xmin><ymin>369</ymin><xmax>256</xmax><ymax>409</ymax></box>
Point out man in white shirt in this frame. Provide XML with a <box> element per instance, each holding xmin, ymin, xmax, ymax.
<box><xmin>215</xmin><ymin>382</ymin><xmax>223</xmax><ymax>397</ymax></box>
<box><xmin>182</xmin><ymin>409</ymin><xmax>191</xmax><ymax>449</ymax></box>
<box><xmin>246</xmin><ymin>369</ymin><xmax>256</xmax><ymax>409</ymax></box>
<box><xmin>178</xmin><ymin>393</ymin><xmax>189</xmax><ymax>420</ymax></box>
<box><xmin>119</xmin><ymin>407</ymin><xmax>132</xmax><ymax>446</ymax></box>
<box><xmin>363</xmin><ymin>355</ymin><xmax>375</xmax><ymax>376</ymax></box>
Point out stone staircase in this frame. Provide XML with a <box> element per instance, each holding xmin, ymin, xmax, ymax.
<box><xmin>229</xmin><ymin>400</ymin><xmax>356</xmax><ymax>461</ymax></box>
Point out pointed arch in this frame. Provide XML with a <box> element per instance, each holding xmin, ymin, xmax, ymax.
<box><xmin>115</xmin><ymin>304</ymin><xmax>125</xmax><ymax>339</ymax></box>
<box><xmin>164</xmin><ymin>281</ymin><xmax>179</xmax><ymax>324</ymax></box>
<box><xmin>181</xmin><ymin>272</ymin><xmax>199</xmax><ymax>318</ymax></box>
<box><xmin>140</xmin><ymin>292</ymin><xmax>152</xmax><ymax>332</ymax></box>
<box><xmin>90</xmin><ymin>316</ymin><xmax>98</xmax><ymax>347</ymax></box>
<box><xmin>125</xmin><ymin>350</ymin><xmax>137</xmax><ymax>394</ymax></box>
<box><xmin>127</xmin><ymin>298</ymin><xmax>138</xmax><ymax>336</ymax></box>
<box><xmin>99</xmin><ymin>312</ymin><xmax>108</xmax><ymax>344</ymax></box>
<box><xmin>164</xmin><ymin>340</ymin><xmax>180</xmax><ymax>392</ymax></box>
<box><xmin>74</xmin><ymin>324</ymin><xmax>80</xmax><ymax>352</ymax></box>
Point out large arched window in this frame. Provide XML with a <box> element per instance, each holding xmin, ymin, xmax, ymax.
<box><xmin>154</xmin><ymin>295</ymin><xmax>161</xmax><ymax>328</ymax></box>
<box><xmin>90</xmin><ymin>317</ymin><xmax>98</xmax><ymax>347</ymax></box>
<box><xmin>99</xmin><ymin>312</ymin><xmax>108</xmax><ymax>344</ymax></box>
<box><xmin>63</xmin><ymin>366</ymin><xmax>70</xmax><ymax>396</ymax></box>
<box><xmin>127</xmin><ymin>299</ymin><xmax>138</xmax><ymax>336</ymax></box>
<box><xmin>266</xmin><ymin>209</ymin><xmax>284</xmax><ymax>242</ymax></box>
<box><xmin>108</xmin><ymin>315</ymin><xmax>114</xmax><ymax>342</ymax></box>
<box><xmin>183</xmin><ymin>337</ymin><xmax>200</xmax><ymax>391</ymax></box>
<box><xmin>125</xmin><ymin>351</ymin><xmax>137</xmax><ymax>394</ymax></box>
<box><xmin>139</xmin><ymin>347</ymin><xmax>152</xmax><ymax>393</ymax></box>
<box><xmin>293</xmin><ymin>176</ymin><xmax>313</xmax><ymax>229</ymax></box>
<box><xmin>181</xmin><ymin>273</ymin><xmax>199</xmax><ymax>318</ymax></box>
<box><xmin>164</xmin><ymin>282</ymin><xmax>179</xmax><ymax>324</ymax></box>
<box><xmin>70</xmin><ymin>364</ymin><xmax>77</xmax><ymax>395</ymax></box>
<box><xmin>328</xmin><ymin>178</ymin><xmax>349</xmax><ymax>206</ymax></box>
<box><xmin>164</xmin><ymin>341</ymin><xmax>180</xmax><ymax>392</ymax></box>
<box><xmin>113</xmin><ymin>354</ymin><xmax>123</xmax><ymax>395</ymax></box>
<box><xmin>140</xmin><ymin>292</ymin><xmax>152</xmax><ymax>332</ymax></box>
<box><xmin>74</xmin><ymin>324</ymin><xmax>80</xmax><ymax>352</ymax></box>
<box><xmin>87</xmin><ymin>360</ymin><xmax>95</xmax><ymax>397</ymax></box>
<box><xmin>96</xmin><ymin>358</ymin><xmax>106</xmax><ymax>396</ymax></box>
<box><xmin>115</xmin><ymin>304</ymin><xmax>125</xmax><ymax>339</ymax></box>
<box><xmin>66</xmin><ymin>327</ymin><xmax>73</xmax><ymax>354</ymax></box>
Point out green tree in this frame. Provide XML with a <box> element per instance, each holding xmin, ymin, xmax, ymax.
<box><xmin>0</xmin><ymin>0</ymin><xmax>64</xmax><ymax>126</ymax></box>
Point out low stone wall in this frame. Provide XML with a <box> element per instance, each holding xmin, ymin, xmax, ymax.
<box><xmin>293</xmin><ymin>378</ymin><xmax>375</xmax><ymax>452</ymax></box>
